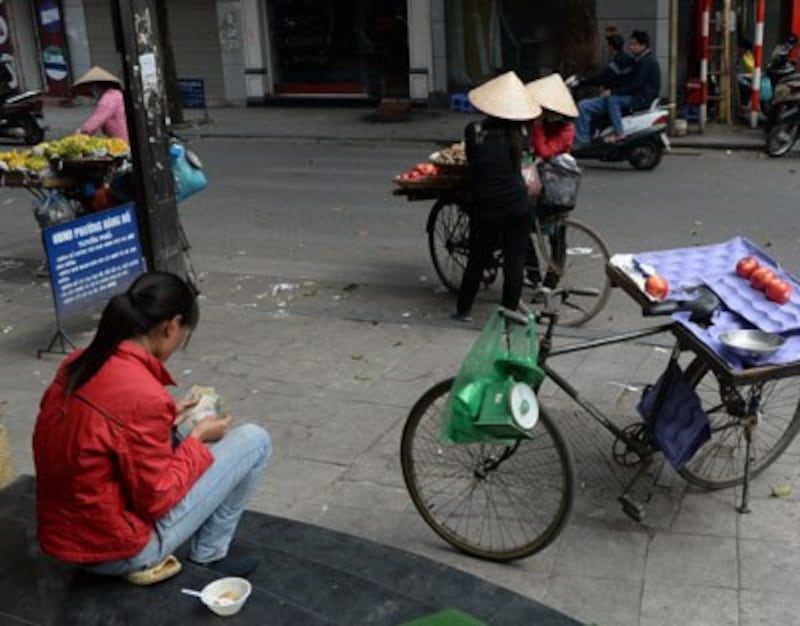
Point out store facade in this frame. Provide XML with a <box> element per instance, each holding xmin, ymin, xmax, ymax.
<box><xmin>11</xmin><ymin>0</ymin><xmax>800</xmax><ymax>107</ymax></box>
<box><xmin>2</xmin><ymin>0</ymin><xmax>73</xmax><ymax>95</ymax></box>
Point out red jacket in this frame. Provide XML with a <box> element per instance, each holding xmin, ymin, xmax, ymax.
<box><xmin>33</xmin><ymin>341</ymin><xmax>213</xmax><ymax>563</ymax></box>
<box><xmin>530</xmin><ymin>121</ymin><xmax>576</xmax><ymax>159</ymax></box>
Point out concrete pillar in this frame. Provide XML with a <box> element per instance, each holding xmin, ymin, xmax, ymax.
<box><xmin>241</xmin><ymin>0</ymin><xmax>267</xmax><ymax>99</ymax></box>
<box><xmin>656</xmin><ymin>0</ymin><xmax>670</xmax><ymax>96</ymax></box>
<box><xmin>0</xmin><ymin>425</ymin><xmax>16</xmax><ymax>489</ymax></box>
<box><xmin>430</xmin><ymin>0</ymin><xmax>447</xmax><ymax>98</ymax></box>
<box><xmin>62</xmin><ymin>0</ymin><xmax>91</xmax><ymax>79</ymax></box>
<box><xmin>215</xmin><ymin>0</ymin><xmax>247</xmax><ymax>105</ymax></box>
<box><xmin>407</xmin><ymin>0</ymin><xmax>433</xmax><ymax>101</ymax></box>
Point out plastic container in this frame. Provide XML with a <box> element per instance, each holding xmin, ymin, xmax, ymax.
<box><xmin>200</xmin><ymin>577</ymin><xmax>252</xmax><ymax>617</ymax></box>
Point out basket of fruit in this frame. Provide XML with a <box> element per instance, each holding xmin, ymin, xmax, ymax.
<box><xmin>37</xmin><ymin>135</ymin><xmax>130</xmax><ymax>177</ymax></box>
<box><xmin>0</xmin><ymin>149</ymin><xmax>52</xmax><ymax>183</ymax></box>
<box><xmin>428</xmin><ymin>142</ymin><xmax>468</xmax><ymax>176</ymax></box>
<box><xmin>394</xmin><ymin>162</ymin><xmax>465</xmax><ymax>190</ymax></box>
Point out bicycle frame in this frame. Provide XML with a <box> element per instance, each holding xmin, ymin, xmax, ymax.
<box><xmin>540</xmin><ymin>321</ymin><xmax>674</xmax><ymax>441</ymax></box>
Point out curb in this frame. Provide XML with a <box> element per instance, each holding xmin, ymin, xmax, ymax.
<box><xmin>180</xmin><ymin>131</ymin><xmax>460</xmax><ymax>145</ymax></box>
<box><xmin>0</xmin><ymin>424</ymin><xmax>16</xmax><ymax>489</ymax></box>
<box><xmin>181</xmin><ymin>130</ymin><xmax>766</xmax><ymax>151</ymax></box>
<box><xmin>670</xmin><ymin>139</ymin><xmax>764</xmax><ymax>152</ymax></box>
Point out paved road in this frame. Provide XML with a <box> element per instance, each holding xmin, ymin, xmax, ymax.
<box><xmin>179</xmin><ymin>138</ymin><xmax>800</xmax><ymax>327</ymax></box>
<box><xmin>3</xmin><ymin>141</ymin><xmax>800</xmax><ymax>626</ymax></box>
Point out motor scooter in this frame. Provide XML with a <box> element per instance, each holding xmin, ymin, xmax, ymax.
<box><xmin>566</xmin><ymin>75</ymin><xmax>670</xmax><ymax>171</ymax></box>
<box><xmin>0</xmin><ymin>90</ymin><xmax>46</xmax><ymax>144</ymax></box>
<box><xmin>741</xmin><ymin>35</ymin><xmax>800</xmax><ymax>129</ymax></box>
<box><xmin>766</xmin><ymin>102</ymin><xmax>800</xmax><ymax>157</ymax></box>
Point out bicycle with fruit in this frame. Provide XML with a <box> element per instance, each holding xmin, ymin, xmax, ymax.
<box><xmin>400</xmin><ymin>237</ymin><xmax>800</xmax><ymax>561</ymax></box>
<box><xmin>393</xmin><ymin>144</ymin><xmax>611</xmax><ymax>327</ymax></box>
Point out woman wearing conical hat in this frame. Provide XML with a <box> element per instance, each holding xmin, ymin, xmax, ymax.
<box><xmin>453</xmin><ymin>71</ymin><xmax>541</xmax><ymax>321</ymax></box>
<box><xmin>525</xmin><ymin>73</ymin><xmax>578</xmax><ymax>160</ymax></box>
<box><xmin>524</xmin><ymin>74</ymin><xmax>579</xmax><ymax>289</ymax></box>
<box><xmin>72</xmin><ymin>66</ymin><xmax>129</xmax><ymax>142</ymax></box>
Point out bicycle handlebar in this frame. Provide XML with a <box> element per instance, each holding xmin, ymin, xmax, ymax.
<box><xmin>642</xmin><ymin>301</ymin><xmax>680</xmax><ymax>317</ymax></box>
<box><xmin>641</xmin><ymin>286</ymin><xmax>720</xmax><ymax>323</ymax></box>
<box><xmin>499</xmin><ymin>307</ymin><xmax>531</xmax><ymax>326</ymax></box>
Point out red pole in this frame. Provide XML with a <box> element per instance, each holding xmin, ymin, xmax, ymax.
<box><xmin>700</xmin><ymin>0</ymin><xmax>711</xmax><ymax>131</ymax></box>
<box><xmin>793</xmin><ymin>0</ymin><xmax>800</xmax><ymax>60</ymax></box>
<box><xmin>750</xmin><ymin>0</ymin><xmax>766</xmax><ymax>128</ymax></box>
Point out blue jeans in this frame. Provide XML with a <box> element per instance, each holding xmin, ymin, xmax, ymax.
<box><xmin>87</xmin><ymin>423</ymin><xmax>272</xmax><ymax>576</ymax></box>
<box><xmin>607</xmin><ymin>95</ymin><xmax>634</xmax><ymax>136</ymax></box>
<box><xmin>576</xmin><ymin>95</ymin><xmax>635</xmax><ymax>142</ymax></box>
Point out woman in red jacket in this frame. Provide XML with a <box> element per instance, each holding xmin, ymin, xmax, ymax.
<box><xmin>33</xmin><ymin>272</ymin><xmax>271</xmax><ymax>584</ymax></box>
<box><xmin>525</xmin><ymin>74</ymin><xmax>579</xmax><ymax>289</ymax></box>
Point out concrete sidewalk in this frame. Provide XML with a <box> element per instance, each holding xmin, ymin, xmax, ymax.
<box><xmin>42</xmin><ymin>101</ymin><xmax>765</xmax><ymax>150</ymax></box>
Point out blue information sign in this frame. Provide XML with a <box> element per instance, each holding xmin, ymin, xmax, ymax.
<box><xmin>177</xmin><ymin>78</ymin><xmax>206</xmax><ymax>110</ymax></box>
<box><xmin>42</xmin><ymin>203</ymin><xmax>145</xmax><ymax>320</ymax></box>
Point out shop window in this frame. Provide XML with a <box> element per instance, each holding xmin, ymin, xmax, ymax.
<box><xmin>446</xmin><ymin>0</ymin><xmax>566</xmax><ymax>90</ymax></box>
<box><xmin>269</xmin><ymin>0</ymin><xmax>407</xmax><ymax>98</ymax></box>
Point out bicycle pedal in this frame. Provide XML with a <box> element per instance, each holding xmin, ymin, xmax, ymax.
<box><xmin>618</xmin><ymin>495</ymin><xmax>645</xmax><ymax>522</ymax></box>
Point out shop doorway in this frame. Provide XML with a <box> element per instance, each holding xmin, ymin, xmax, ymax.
<box><xmin>268</xmin><ymin>0</ymin><xmax>408</xmax><ymax>99</ymax></box>
<box><xmin>446</xmin><ymin>0</ymin><xmax>567</xmax><ymax>90</ymax></box>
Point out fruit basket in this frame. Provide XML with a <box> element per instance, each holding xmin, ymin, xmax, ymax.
<box><xmin>428</xmin><ymin>142</ymin><xmax>468</xmax><ymax>176</ymax></box>
<box><xmin>392</xmin><ymin>173</ymin><xmax>464</xmax><ymax>191</ymax></box>
<box><xmin>393</xmin><ymin>159</ymin><xmax>466</xmax><ymax>191</ymax></box>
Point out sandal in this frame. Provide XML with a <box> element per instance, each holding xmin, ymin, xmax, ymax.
<box><xmin>125</xmin><ymin>554</ymin><xmax>182</xmax><ymax>586</ymax></box>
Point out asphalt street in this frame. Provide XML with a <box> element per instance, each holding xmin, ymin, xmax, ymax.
<box><xmin>3</xmin><ymin>138</ymin><xmax>800</xmax><ymax>625</ymax></box>
<box><xmin>177</xmin><ymin>138</ymin><xmax>800</xmax><ymax>327</ymax></box>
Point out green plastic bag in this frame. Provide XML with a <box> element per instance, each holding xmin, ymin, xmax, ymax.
<box><xmin>441</xmin><ymin>309</ymin><xmax>545</xmax><ymax>444</ymax></box>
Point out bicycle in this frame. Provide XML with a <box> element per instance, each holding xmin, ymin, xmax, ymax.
<box><xmin>400</xmin><ymin>277</ymin><xmax>800</xmax><ymax>562</ymax></box>
<box><xmin>425</xmin><ymin>191</ymin><xmax>611</xmax><ymax>327</ymax></box>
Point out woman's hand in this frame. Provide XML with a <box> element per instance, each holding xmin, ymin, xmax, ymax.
<box><xmin>174</xmin><ymin>397</ymin><xmax>199</xmax><ymax>419</ymax></box>
<box><xmin>189</xmin><ymin>414</ymin><xmax>232</xmax><ymax>443</ymax></box>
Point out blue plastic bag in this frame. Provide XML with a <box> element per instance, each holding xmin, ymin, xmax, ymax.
<box><xmin>170</xmin><ymin>143</ymin><xmax>208</xmax><ymax>203</ymax></box>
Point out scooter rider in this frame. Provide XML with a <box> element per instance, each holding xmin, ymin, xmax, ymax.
<box><xmin>581</xmin><ymin>34</ymin><xmax>633</xmax><ymax>92</ymax></box>
<box><xmin>575</xmin><ymin>31</ymin><xmax>661</xmax><ymax>147</ymax></box>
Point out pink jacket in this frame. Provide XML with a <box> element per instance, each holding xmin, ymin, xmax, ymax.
<box><xmin>80</xmin><ymin>88</ymin><xmax>129</xmax><ymax>142</ymax></box>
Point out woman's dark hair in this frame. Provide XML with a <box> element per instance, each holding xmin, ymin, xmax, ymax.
<box><xmin>65</xmin><ymin>272</ymin><xmax>199</xmax><ymax>393</ymax></box>
<box><xmin>606</xmin><ymin>34</ymin><xmax>625</xmax><ymax>52</ymax></box>
<box><xmin>630</xmin><ymin>30</ymin><xmax>650</xmax><ymax>48</ymax></box>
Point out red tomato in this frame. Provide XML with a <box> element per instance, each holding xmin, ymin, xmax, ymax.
<box><xmin>766</xmin><ymin>278</ymin><xmax>792</xmax><ymax>304</ymax></box>
<box><xmin>750</xmin><ymin>267</ymin><xmax>777</xmax><ymax>290</ymax></box>
<box><xmin>736</xmin><ymin>256</ymin><xmax>760</xmax><ymax>278</ymax></box>
<box><xmin>645</xmin><ymin>275</ymin><xmax>669</xmax><ymax>300</ymax></box>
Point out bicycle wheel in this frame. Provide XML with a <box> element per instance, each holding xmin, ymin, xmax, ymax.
<box><xmin>532</xmin><ymin>217</ymin><xmax>611</xmax><ymax>327</ymax></box>
<box><xmin>678</xmin><ymin>358</ymin><xmax>800</xmax><ymax>490</ymax></box>
<box><xmin>428</xmin><ymin>199</ymin><xmax>471</xmax><ymax>293</ymax></box>
<box><xmin>401</xmin><ymin>379</ymin><xmax>575</xmax><ymax>562</ymax></box>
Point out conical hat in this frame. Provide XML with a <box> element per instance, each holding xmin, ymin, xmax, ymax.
<box><xmin>468</xmin><ymin>72</ymin><xmax>541</xmax><ymax>121</ymax></box>
<box><xmin>72</xmin><ymin>66</ymin><xmax>122</xmax><ymax>93</ymax></box>
<box><xmin>526</xmin><ymin>74</ymin><xmax>578</xmax><ymax>118</ymax></box>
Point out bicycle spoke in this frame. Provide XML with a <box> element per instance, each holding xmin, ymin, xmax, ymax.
<box><xmin>680</xmin><ymin>361</ymin><xmax>800</xmax><ymax>489</ymax></box>
<box><xmin>401</xmin><ymin>380</ymin><xmax>574</xmax><ymax>561</ymax></box>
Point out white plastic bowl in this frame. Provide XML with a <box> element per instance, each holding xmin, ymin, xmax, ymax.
<box><xmin>200</xmin><ymin>577</ymin><xmax>252</xmax><ymax>617</ymax></box>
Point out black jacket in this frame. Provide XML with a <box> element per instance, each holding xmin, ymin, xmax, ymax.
<box><xmin>464</xmin><ymin>120</ymin><xmax>529</xmax><ymax>222</ymax></box>
<box><xmin>613</xmin><ymin>49</ymin><xmax>661</xmax><ymax>111</ymax></box>
<box><xmin>583</xmin><ymin>51</ymin><xmax>634</xmax><ymax>89</ymax></box>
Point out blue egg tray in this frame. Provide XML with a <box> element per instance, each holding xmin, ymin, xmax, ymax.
<box><xmin>637</xmin><ymin>237</ymin><xmax>800</xmax><ymax>334</ymax></box>
<box><xmin>634</xmin><ymin>237</ymin><xmax>800</xmax><ymax>370</ymax></box>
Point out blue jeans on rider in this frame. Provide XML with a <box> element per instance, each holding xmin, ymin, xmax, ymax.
<box><xmin>576</xmin><ymin>95</ymin><xmax>635</xmax><ymax>143</ymax></box>
<box><xmin>607</xmin><ymin>95</ymin><xmax>634</xmax><ymax>137</ymax></box>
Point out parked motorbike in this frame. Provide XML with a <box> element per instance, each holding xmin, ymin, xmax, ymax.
<box><xmin>0</xmin><ymin>90</ymin><xmax>46</xmax><ymax>145</ymax></box>
<box><xmin>765</xmin><ymin>103</ymin><xmax>800</xmax><ymax>157</ymax></box>
<box><xmin>566</xmin><ymin>75</ymin><xmax>670</xmax><ymax>171</ymax></box>
<box><xmin>741</xmin><ymin>35</ymin><xmax>800</xmax><ymax>130</ymax></box>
